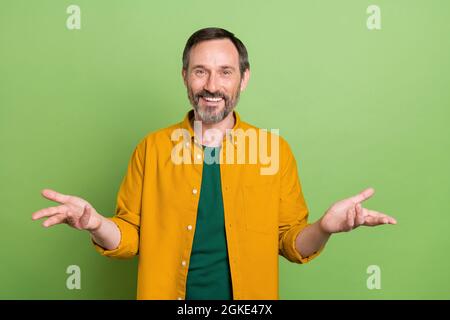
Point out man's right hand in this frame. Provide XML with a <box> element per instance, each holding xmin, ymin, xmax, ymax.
<box><xmin>32</xmin><ymin>188</ymin><xmax>121</xmax><ymax>251</ymax></box>
<box><xmin>32</xmin><ymin>189</ymin><xmax>103</xmax><ymax>232</ymax></box>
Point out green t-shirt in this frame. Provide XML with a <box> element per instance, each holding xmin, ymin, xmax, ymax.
<box><xmin>185</xmin><ymin>146</ymin><xmax>233</xmax><ymax>300</ymax></box>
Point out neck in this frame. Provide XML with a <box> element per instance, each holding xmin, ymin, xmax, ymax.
<box><xmin>192</xmin><ymin>110</ymin><xmax>235</xmax><ymax>147</ymax></box>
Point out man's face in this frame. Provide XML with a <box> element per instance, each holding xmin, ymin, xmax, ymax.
<box><xmin>183</xmin><ymin>39</ymin><xmax>249</xmax><ymax>124</ymax></box>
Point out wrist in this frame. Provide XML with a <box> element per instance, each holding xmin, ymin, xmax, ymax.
<box><xmin>87</xmin><ymin>214</ymin><xmax>103</xmax><ymax>233</ymax></box>
<box><xmin>317</xmin><ymin>217</ymin><xmax>332</xmax><ymax>237</ymax></box>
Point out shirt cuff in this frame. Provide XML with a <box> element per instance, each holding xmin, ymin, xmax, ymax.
<box><xmin>92</xmin><ymin>217</ymin><xmax>139</xmax><ymax>259</ymax></box>
<box><xmin>282</xmin><ymin>223</ymin><xmax>323</xmax><ymax>264</ymax></box>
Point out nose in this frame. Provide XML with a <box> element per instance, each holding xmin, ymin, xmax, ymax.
<box><xmin>204</xmin><ymin>72</ymin><xmax>218</xmax><ymax>93</ymax></box>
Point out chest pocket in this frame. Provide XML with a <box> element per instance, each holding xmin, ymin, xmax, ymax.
<box><xmin>242</xmin><ymin>182</ymin><xmax>275</xmax><ymax>234</ymax></box>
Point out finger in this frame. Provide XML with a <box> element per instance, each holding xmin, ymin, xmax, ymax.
<box><xmin>363</xmin><ymin>214</ymin><xmax>397</xmax><ymax>226</ymax></box>
<box><xmin>346</xmin><ymin>206</ymin><xmax>356</xmax><ymax>230</ymax></box>
<box><xmin>364</xmin><ymin>209</ymin><xmax>397</xmax><ymax>224</ymax></box>
<box><xmin>364</xmin><ymin>216</ymin><xmax>389</xmax><ymax>226</ymax></box>
<box><xmin>363</xmin><ymin>215</ymin><xmax>379</xmax><ymax>226</ymax></box>
<box><xmin>355</xmin><ymin>203</ymin><xmax>365</xmax><ymax>226</ymax></box>
<box><xmin>79</xmin><ymin>205</ymin><xmax>91</xmax><ymax>229</ymax></box>
<box><xmin>41</xmin><ymin>189</ymin><xmax>71</xmax><ymax>204</ymax></box>
<box><xmin>32</xmin><ymin>205</ymin><xmax>69</xmax><ymax>220</ymax></box>
<box><xmin>350</xmin><ymin>187</ymin><xmax>375</xmax><ymax>204</ymax></box>
<box><xmin>42</xmin><ymin>213</ymin><xmax>66</xmax><ymax>228</ymax></box>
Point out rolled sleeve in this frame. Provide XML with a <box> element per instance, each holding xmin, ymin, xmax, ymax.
<box><xmin>93</xmin><ymin>216</ymin><xmax>139</xmax><ymax>259</ymax></box>
<box><xmin>278</xmin><ymin>138</ymin><xmax>322</xmax><ymax>264</ymax></box>
<box><xmin>279</xmin><ymin>223</ymin><xmax>323</xmax><ymax>264</ymax></box>
<box><xmin>92</xmin><ymin>141</ymin><xmax>145</xmax><ymax>259</ymax></box>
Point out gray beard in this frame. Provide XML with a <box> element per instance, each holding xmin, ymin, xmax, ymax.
<box><xmin>193</xmin><ymin>103</ymin><xmax>235</xmax><ymax>124</ymax></box>
<box><xmin>189</xmin><ymin>89</ymin><xmax>240</xmax><ymax>125</ymax></box>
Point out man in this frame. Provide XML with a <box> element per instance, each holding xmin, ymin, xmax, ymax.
<box><xmin>32</xmin><ymin>27</ymin><xmax>396</xmax><ymax>300</ymax></box>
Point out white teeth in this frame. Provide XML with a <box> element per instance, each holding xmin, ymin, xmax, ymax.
<box><xmin>203</xmin><ymin>97</ymin><xmax>222</xmax><ymax>102</ymax></box>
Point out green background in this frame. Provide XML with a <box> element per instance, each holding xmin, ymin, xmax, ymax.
<box><xmin>1</xmin><ymin>0</ymin><xmax>449</xmax><ymax>299</ymax></box>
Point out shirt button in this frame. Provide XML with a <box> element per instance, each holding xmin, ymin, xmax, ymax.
<box><xmin>192</xmin><ymin>188</ymin><xmax>198</xmax><ymax>195</ymax></box>
<box><xmin>196</xmin><ymin>154</ymin><xmax>201</xmax><ymax>160</ymax></box>
<box><xmin>185</xmin><ymin>142</ymin><xmax>190</xmax><ymax>147</ymax></box>
<box><xmin>181</xmin><ymin>260</ymin><xmax>186</xmax><ymax>267</ymax></box>
<box><xmin>187</xmin><ymin>225</ymin><xmax>193</xmax><ymax>231</ymax></box>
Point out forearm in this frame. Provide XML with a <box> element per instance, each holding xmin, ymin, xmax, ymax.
<box><xmin>295</xmin><ymin>219</ymin><xmax>331</xmax><ymax>258</ymax></box>
<box><xmin>90</xmin><ymin>215</ymin><xmax>121</xmax><ymax>250</ymax></box>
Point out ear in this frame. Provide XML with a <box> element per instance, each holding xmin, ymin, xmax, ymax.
<box><xmin>182</xmin><ymin>68</ymin><xmax>187</xmax><ymax>86</ymax></box>
<box><xmin>239</xmin><ymin>69</ymin><xmax>251</xmax><ymax>92</ymax></box>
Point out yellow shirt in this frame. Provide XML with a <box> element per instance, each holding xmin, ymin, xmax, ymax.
<box><xmin>94</xmin><ymin>110</ymin><xmax>321</xmax><ymax>300</ymax></box>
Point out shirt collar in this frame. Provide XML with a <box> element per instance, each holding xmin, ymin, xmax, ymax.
<box><xmin>180</xmin><ymin>109</ymin><xmax>242</xmax><ymax>144</ymax></box>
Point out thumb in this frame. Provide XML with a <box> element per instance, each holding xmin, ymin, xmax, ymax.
<box><xmin>79</xmin><ymin>205</ymin><xmax>92</xmax><ymax>229</ymax></box>
<box><xmin>350</xmin><ymin>187</ymin><xmax>375</xmax><ymax>204</ymax></box>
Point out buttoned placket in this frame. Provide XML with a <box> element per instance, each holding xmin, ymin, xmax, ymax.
<box><xmin>176</xmin><ymin>135</ymin><xmax>203</xmax><ymax>300</ymax></box>
<box><xmin>176</xmin><ymin>126</ymin><xmax>239</xmax><ymax>300</ymax></box>
<box><xmin>219</xmin><ymin>132</ymin><xmax>242</xmax><ymax>299</ymax></box>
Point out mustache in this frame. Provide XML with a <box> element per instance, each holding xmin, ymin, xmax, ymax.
<box><xmin>194</xmin><ymin>90</ymin><xmax>228</xmax><ymax>100</ymax></box>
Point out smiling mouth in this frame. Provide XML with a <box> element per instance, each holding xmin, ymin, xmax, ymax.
<box><xmin>201</xmin><ymin>96</ymin><xmax>223</xmax><ymax>103</ymax></box>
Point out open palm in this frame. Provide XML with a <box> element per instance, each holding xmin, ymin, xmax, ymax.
<box><xmin>32</xmin><ymin>189</ymin><xmax>101</xmax><ymax>231</ymax></box>
<box><xmin>319</xmin><ymin>188</ymin><xmax>397</xmax><ymax>234</ymax></box>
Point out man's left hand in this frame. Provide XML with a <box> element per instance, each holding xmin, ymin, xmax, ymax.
<box><xmin>319</xmin><ymin>187</ymin><xmax>397</xmax><ymax>234</ymax></box>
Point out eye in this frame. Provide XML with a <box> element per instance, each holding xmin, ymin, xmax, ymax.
<box><xmin>222</xmin><ymin>69</ymin><xmax>232</xmax><ymax>76</ymax></box>
<box><xmin>194</xmin><ymin>69</ymin><xmax>205</xmax><ymax>76</ymax></box>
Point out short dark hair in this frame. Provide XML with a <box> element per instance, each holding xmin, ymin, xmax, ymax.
<box><xmin>182</xmin><ymin>27</ymin><xmax>250</xmax><ymax>76</ymax></box>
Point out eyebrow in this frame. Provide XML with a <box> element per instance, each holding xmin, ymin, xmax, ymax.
<box><xmin>191</xmin><ymin>64</ymin><xmax>236</xmax><ymax>71</ymax></box>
